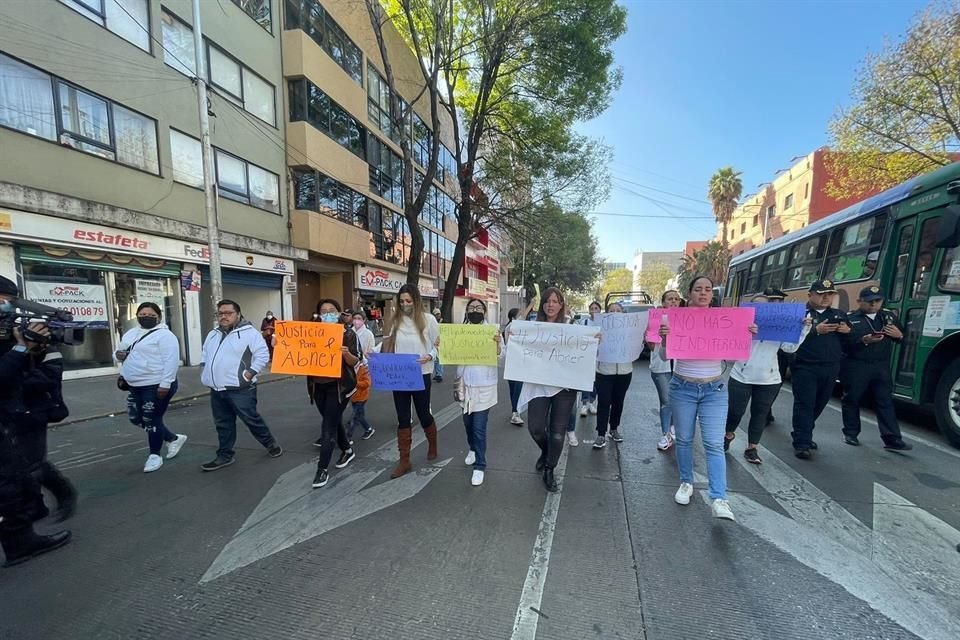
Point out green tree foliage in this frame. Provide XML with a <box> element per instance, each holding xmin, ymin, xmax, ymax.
<box><xmin>827</xmin><ymin>1</ymin><xmax>960</xmax><ymax>199</ymax></box>
<box><xmin>593</xmin><ymin>267</ymin><xmax>633</xmax><ymax>306</ymax></box>
<box><xmin>708</xmin><ymin>167</ymin><xmax>743</xmax><ymax>247</ymax></box>
<box><xmin>676</xmin><ymin>241</ymin><xmax>730</xmax><ymax>294</ymax></box>
<box><xmin>635</xmin><ymin>263</ymin><xmax>675</xmax><ymax>298</ymax></box>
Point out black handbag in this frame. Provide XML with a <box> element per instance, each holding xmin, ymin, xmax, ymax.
<box><xmin>117</xmin><ymin>328</ymin><xmax>160</xmax><ymax>391</ymax></box>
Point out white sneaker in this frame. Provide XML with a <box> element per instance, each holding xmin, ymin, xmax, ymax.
<box><xmin>674</xmin><ymin>482</ymin><xmax>694</xmax><ymax>505</ymax></box>
<box><xmin>143</xmin><ymin>454</ymin><xmax>163</xmax><ymax>473</ymax></box>
<box><xmin>670</xmin><ymin>425</ymin><xmax>676</xmax><ymax>438</ymax></box>
<box><xmin>579</xmin><ymin>405</ymin><xmax>588</xmax><ymax>417</ymax></box>
<box><xmin>567</xmin><ymin>431</ymin><xmax>579</xmax><ymax>446</ymax></box>
<box><xmin>589</xmin><ymin>402</ymin><xmax>598</xmax><ymax>415</ymax></box>
<box><xmin>471</xmin><ymin>470</ymin><xmax>485</xmax><ymax>486</ymax></box>
<box><xmin>510</xmin><ymin>412</ymin><xmax>524</xmax><ymax>425</ymax></box>
<box><xmin>712</xmin><ymin>499</ymin><xmax>736</xmax><ymax>521</ymax></box>
<box><xmin>166</xmin><ymin>434</ymin><xmax>188</xmax><ymax>459</ymax></box>
<box><xmin>657</xmin><ymin>433</ymin><xmax>674</xmax><ymax>451</ymax></box>
<box><xmin>465</xmin><ymin>450</ymin><xmax>476</xmax><ymax>466</ymax></box>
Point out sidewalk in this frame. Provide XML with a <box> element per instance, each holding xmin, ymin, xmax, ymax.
<box><xmin>58</xmin><ymin>366</ymin><xmax>292</xmax><ymax>426</ymax></box>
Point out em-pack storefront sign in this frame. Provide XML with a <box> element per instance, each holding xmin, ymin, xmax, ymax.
<box><xmin>356</xmin><ymin>266</ymin><xmax>405</xmax><ymax>293</ymax></box>
<box><xmin>0</xmin><ymin>209</ymin><xmax>292</xmax><ymax>275</ymax></box>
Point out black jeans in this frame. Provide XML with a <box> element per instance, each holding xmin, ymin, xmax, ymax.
<box><xmin>392</xmin><ymin>374</ymin><xmax>434</xmax><ymax>430</ymax></box>
<box><xmin>127</xmin><ymin>381</ymin><xmax>179</xmax><ymax>455</ymax></box>
<box><xmin>790</xmin><ymin>362</ymin><xmax>840</xmax><ymax>450</ymax></box>
<box><xmin>210</xmin><ymin>386</ymin><xmax>277</xmax><ymax>459</ymax></box>
<box><xmin>726</xmin><ymin>378</ymin><xmax>781</xmax><ymax>445</ymax></box>
<box><xmin>527</xmin><ymin>390</ymin><xmax>577</xmax><ymax>470</ymax></box>
<box><xmin>595</xmin><ymin>372</ymin><xmax>633</xmax><ymax>436</ymax></box>
<box><xmin>840</xmin><ymin>362</ymin><xmax>902</xmax><ymax>442</ymax></box>
<box><xmin>313</xmin><ymin>382</ymin><xmax>351</xmax><ymax>470</ymax></box>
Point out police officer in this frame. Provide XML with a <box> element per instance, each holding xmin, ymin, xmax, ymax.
<box><xmin>840</xmin><ymin>286</ymin><xmax>913</xmax><ymax>450</ymax></box>
<box><xmin>790</xmin><ymin>279</ymin><xmax>850</xmax><ymax>459</ymax></box>
<box><xmin>762</xmin><ymin>287</ymin><xmax>792</xmax><ymax>425</ymax></box>
<box><xmin>0</xmin><ymin>275</ymin><xmax>72</xmax><ymax>567</ymax></box>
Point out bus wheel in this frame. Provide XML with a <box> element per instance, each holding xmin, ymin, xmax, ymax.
<box><xmin>934</xmin><ymin>359</ymin><xmax>960</xmax><ymax>448</ymax></box>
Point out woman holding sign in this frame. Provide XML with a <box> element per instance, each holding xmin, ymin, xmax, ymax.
<box><xmin>660</xmin><ymin>276</ymin><xmax>756</xmax><ymax>521</ymax></box>
<box><xmin>380</xmin><ymin>284</ymin><xmax>441</xmax><ymax>479</ymax></box>
<box><xmin>591</xmin><ymin>302</ymin><xmax>634</xmax><ymax>448</ymax></box>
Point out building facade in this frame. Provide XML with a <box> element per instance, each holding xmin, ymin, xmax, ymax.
<box><xmin>632</xmin><ymin>250</ymin><xmax>684</xmax><ymax>295</ymax></box>
<box><xmin>0</xmin><ymin>0</ymin><xmax>303</xmax><ymax>377</ymax></box>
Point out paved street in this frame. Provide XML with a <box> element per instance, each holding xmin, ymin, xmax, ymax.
<box><xmin>2</xmin><ymin>363</ymin><xmax>959</xmax><ymax>640</ymax></box>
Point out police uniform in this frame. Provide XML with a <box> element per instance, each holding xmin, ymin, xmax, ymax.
<box><xmin>791</xmin><ymin>280</ymin><xmax>849</xmax><ymax>456</ymax></box>
<box><xmin>840</xmin><ymin>286</ymin><xmax>912</xmax><ymax>449</ymax></box>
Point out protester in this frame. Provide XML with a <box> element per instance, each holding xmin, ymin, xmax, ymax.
<box><xmin>592</xmin><ymin>302</ymin><xmax>634</xmax><ymax>448</ymax></box>
<box><xmin>347</xmin><ymin>311</ymin><xmax>376</xmax><ymax>441</ymax></box>
<box><xmin>761</xmin><ymin>287</ymin><xmax>791</xmax><ymax>426</ymax></box>
<box><xmin>790</xmin><ymin>280</ymin><xmax>850</xmax><ymax>459</ymax></box>
<box><xmin>379</xmin><ymin>285</ymin><xmax>440</xmax><ymax>479</ymax></box>
<box><xmin>724</xmin><ymin>294</ymin><xmax>810</xmax><ymax>464</ymax></box>
<box><xmin>309</xmin><ymin>299</ymin><xmax>361</xmax><ymax>489</ymax></box>
<box><xmin>503</xmin><ymin>307</ymin><xmax>525</xmax><ymax>425</ymax></box>
<box><xmin>432</xmin><ymin>308</ymin><xmax>444</xmax><ymax>382</ymax></box>
<box><xmin>840</xmin><ymin>286</ymin><xmax>912</xmax><ymax>450</ymax></box>
<box><xmin>649</xmin><ymin>290</ymin><xmax>682</xmax><ymax>451</ymax></box>
<box><xmin>200</xmin><ymin>300</ymin><xmax>282</xmax><ymax>471</ymax></box>
<box><xmin>661</xmin><ymin>276</ymin><xmax>756</xmax><ymax>520</ymax></box>
<box><xmin>116</xmin><ymin>302</ymin><xmax>186</xmax><ymax>473</ymax></box>
<box><xmin>260</xmin><ymin>310</ymin><xmax>276</xmax><ymax>360</ymax></box>
<box><xmin>578</xmin><ymin>301</ymin><xmax>602</xmax><ymax>417</ymax></box>
<box><xmin>456</xmin><ymin>298</ymin><xmax>502</xmax><ymax>487</ymax></box>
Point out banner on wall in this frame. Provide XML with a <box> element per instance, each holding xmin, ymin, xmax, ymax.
<box><xmin>135</xmin><ymin>279</ymin><xmax>166</xmax><ymax>307</ymax></box>
<box><xmin>24</xmin><ymin>281</ymin><xmax>109</xmax><ymax>328</ymax></box>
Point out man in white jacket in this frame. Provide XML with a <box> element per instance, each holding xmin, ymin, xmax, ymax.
<box><xmin>200</xmin><ymin>300</ymin><xmax>282</xmax><ymax>471</ymax></box>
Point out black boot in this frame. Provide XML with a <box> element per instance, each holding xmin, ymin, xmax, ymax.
<box><xmin>38</xmin><ymin>461</ymin><xmax>77</xmax><ymax>523</ymax></box>
<box><xmin>1</xmin><ymin>528</ymin><xmax>72</xmax><ymax>568</ymax></box>
<box><xmin>535</xmin><ymin>453</ymin><xmax>546</xmax><ymax>472</ymax></box>
<box><xmin>542</xmin><ymin>467</ymin><xmax>558</xmax><ymax>492</ymax></box>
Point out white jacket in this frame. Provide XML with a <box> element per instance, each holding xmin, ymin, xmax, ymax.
<box><xmin>200</xmin><ymin>319</ymin><xmax>269</xmax><ymax>391</ymax></box>
<box><xmin>118</xmin><ymin>324</ymin><xmax>180</xmax><ymax>388</ymax></box>
<box><xmin>730</xmin><ymin>328</ymin><xmax>809</xmax><ymax>386</ymax></box>
<box><xmin>380</xmin><ymin>313</ymin><xmax>439</xmax><ymax>375</ymax></box>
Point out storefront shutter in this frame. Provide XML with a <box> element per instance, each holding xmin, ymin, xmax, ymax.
<box><xmin>198</xmin><ymin>266</ymin><xmax>283</xmax><ymax>290</ymax></box>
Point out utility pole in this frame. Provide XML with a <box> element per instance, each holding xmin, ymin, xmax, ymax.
<box><xmin>191</xmin><ymin>0</ymin><xmax>223</xmax><ymax>313</ymax></box>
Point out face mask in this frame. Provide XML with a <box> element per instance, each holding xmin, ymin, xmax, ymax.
<box><xmin>0</xmin><ymin>300</ymin><xmax>14</xmax><ymax>315</ymax></box>
<box><xmin>321</xmin><ymin>312</ymin><xmax>339</xmax><ymax>323</ymax></box>
<box><xmin>353</xmin><ymin>319</ymin><xmax>365</xmax><ymax>329</ymax></box>
<box><xmin>266</xmin><ymin>314</ymin><xmax>273</xmax><ymax>320</ymax></box>
<box><xmin>138</xmin><ymin>317</ymin><xmax>159</xmax><ymax>329</ymax></box>
<box><xmin>400</xmin><ymin>304</ymin><xmax>415</xmax><ymax>315</ymax></box>
<box><xmin>467</xmin><ymin>311</ymin><xmax>484</xmax><ymax>324</ymax></box>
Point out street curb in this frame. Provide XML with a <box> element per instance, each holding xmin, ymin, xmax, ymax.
<box><xmin>52</xmin><ymin>375</ymin><xmax>296</xmax><ymax>429</ymax></box>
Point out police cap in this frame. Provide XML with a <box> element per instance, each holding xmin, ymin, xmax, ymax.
<box><xmin>762</xmin><ymin>287</ymin><xmax>786</xmax><ymax>300</ymax></box>
<box><xmin>808</xmin><ymin>279</ymin><xmax>838</xmax><ymax>294</ymax></box>
<box><xmin>858</xmin><ymin>285</ymin><xmax>884</xmax><ymax>302</ymax></box>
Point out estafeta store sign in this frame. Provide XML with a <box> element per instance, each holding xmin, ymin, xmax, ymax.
<box><xmin>0</xmin><ymin>209</ymin><xmax>293</xmax><ymax>275</ymax></box>
<box><xmin>356</xmin><ymin>266</ymin><xmax>405</xmax><ymax>293</ymax></box>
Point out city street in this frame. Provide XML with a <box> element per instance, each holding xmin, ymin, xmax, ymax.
<box><xmin>2</xmin><ymin>363</ymin><xmax>959</xmax><ymax>640</ymax></box>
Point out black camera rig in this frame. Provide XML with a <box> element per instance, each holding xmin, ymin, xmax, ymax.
<box><xmin>0</xmin><ymin>297</ymin><xmax>85</xmax><ymax>346</ymax></box>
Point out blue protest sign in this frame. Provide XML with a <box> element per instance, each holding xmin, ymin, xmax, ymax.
<box><xmin>741</xmin><ymin>302</ymin><xmax>807</xmax><ymax>343</ymax></box>
<box><xmin>368</xmin><ymin>353</ymin><xmax>425</xmax><ymax>391</ymax></box>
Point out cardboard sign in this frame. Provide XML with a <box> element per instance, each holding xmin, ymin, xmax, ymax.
<box><xmin>592</xmin><ymin>312</ymin><xmax>648</xmax><ymax>363</ymax></box>
<box><xmin>270</xmin><ymin>321</ymin><xmax>343</xmax><ymax>377</ymax></box>
<box><xmin>646</xmin><ymin>308</ymin><xmax>664</xmax><ymax>343</ymax></box>
<box><xmin>503</xmin><ymin>321</ymin><xmax>599</xmax><ymax>390</ymax></box>
<box><xmin>438</xmin><ymin>324</ymin><xmax>498</xmax><ymax>365</ymax></box>
<box><xmin>664</xmin><ymin>307</ymin><xmax>755</xmax><ymax>361</ymax></box>
<box><xmin>368</xmin><ymin>353</ymin><xmax>425</xmax><ymax>390</ymax></box>
<box><xmin>742</xmin><ymin>302</ymin><xmax>807</xmax><ymax>343</ymax></box>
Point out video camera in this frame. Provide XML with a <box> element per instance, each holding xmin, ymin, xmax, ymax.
<box><xmin>0</xmin><ymin>297</ymin><xmax>85</xmax><ymax>346</ymax></box>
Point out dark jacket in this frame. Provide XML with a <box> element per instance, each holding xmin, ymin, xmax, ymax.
<box><xmin>794</xmin><ymin>305</ymin><xmax>849</xmax><ymax>366</ymax></box>
<box><xmin>843</xmin><ymin>309</ymin><xmax>902</xmax><ymax>363</ymax></box>
<box><xmin>307</xmin><ymin>327</ymin><xmax>359</xmax><ymax>404</ymax></box>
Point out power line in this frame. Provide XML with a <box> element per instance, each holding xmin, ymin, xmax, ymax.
<box><xmin>611</xmin><ymin>174</ymin><xmax>712</xmax><ymax>205</ymax></box>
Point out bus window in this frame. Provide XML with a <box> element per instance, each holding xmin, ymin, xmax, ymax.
<box><xmin>937</xmin><ymin>245</ymin><xmax>960</xmax><ymax>292</ymax></box>
<box><xmin>889</xmin><ymin>223</ymin><xmax>914</xmax><ymax>303</ymax></box>
<box><xmin>760</xmin><ymin>248</ymin><xmax>787</xmax><ymax>291</ymax></box>
<box><xmin>823</xmin><ymin>213</ymin><xmax>887</xmax><ymax>282</ymax></box>
<box><xmin>785</xmin><ymin>236</ymin><xmax>825</xmax><ymax>289</ymax></box>
<box><xmin>911</xmin><ymin>218</ymin><xmax>938</xmax><ymax>300</ymax></box>
<box><xmin>744</xmin><ymin>259</ymin><xmax>761</xmax><ymax>294</ymax></box>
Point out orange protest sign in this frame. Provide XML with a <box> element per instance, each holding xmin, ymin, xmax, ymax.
<box><xmin>270</xmin><ymin>321</ymin><xmax>343</xmax><ymax>377</ymax></box>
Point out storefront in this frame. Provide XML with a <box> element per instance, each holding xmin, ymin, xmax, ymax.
<box><xmin>0</xmin><ymin>208</ymin><xmax>294</xmax><ymax>377</ymax></box>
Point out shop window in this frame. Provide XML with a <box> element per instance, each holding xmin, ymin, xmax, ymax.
<box><xmin>823</xmin><ymin>213</ymin><xmax>886</xmax><ymax>282</ymax></box>
<box><xmin>58</xmin><ymin>0</ymin><xmax>150</xmax><ymax>52</ymax></box>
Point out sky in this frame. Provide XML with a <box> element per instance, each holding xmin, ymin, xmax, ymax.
<box><xmin>577</xmin><ymin>0</ymin><xmax>930</xmax><ymax>265</ymax></box>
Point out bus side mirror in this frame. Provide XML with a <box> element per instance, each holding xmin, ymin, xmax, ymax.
<box><xmin>935</xmin><ymin>205</ymin><xmax>960</xmax><ymax>248</ymax></box>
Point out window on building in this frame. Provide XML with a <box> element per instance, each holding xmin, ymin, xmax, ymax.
<box><xmin>752</xmin><ymin>214</ymin><xmax>758</xmax><ymax>227</ymax></box>
<box><xmin>292</xmin><ymin>168</ymin><xmax>367</xmax><ymax>229</ymax></box>
<box><xmin>784</xmin><ymin>193</ymin><xmax>794</xmax><ymax>209</ymax></box>
<box><xmin>804</xmin><ymin>183</ymin><xmax>809</xmax><ymax>199</ymax></box>
<box><xmin>439</xmin><ymin>143</ymin><xmax>456</xmax><ymax>183</ymax></box>
<box><xmin>413</xmin><ymin>113</ymin><xmax>431</xmax><ymax>168</ymax></box>
<box><xmin>823</xmin><ymin>213</ymin><xmax>887</xmax><ymax>282</ymax></box>
<box><xmin>740</xmin><ymin>222</ymin><xmax>746</xmax><ymax>234</ymax></box>
<box><xmin>160</xmin><ymin>10</ymin><xmax>196</xmax><ymax>76</ymax></box>
<box><xmin>170</xmin><ymin>129</ymin><xmax>203</xmax><ymax>187</ymax></box>
<box><xmin>214</xmin><ymin>149</ymin><xmax>280</xmax><ymax>213</ymax></box>
<box><xmin>231</xmin><ymin>0</ymin><xmax>272</xmax><ymax>32</ymax></box>
<box><xmin>785</xmin><ymin>235</ymin><xmax>825</xmax><ymax>289</ymax></box>
<box><xmin>729</xmin><ymin>229</ymin><xmax>735</xmax><ymax>240</ymax></box>
<box><xmin>284</xmin><ymin>0</ymin><xmax>362</xmax><ymax>84</ymax></box>
<box><xmin>208</xmin><ymin>44</ymin><xmax>243</xmax><ymax>101</ymax></box>
<box><xmin>0</xmin><ymin>55</ymin><xmax>57</xmax><ymax>140</ymax></box>
<box><xmin>58</xmin><ymin>0</ymin><xmax>150</xmax><ymax>52</ymax></box>
<box><xmin>368</xmin><ymin>134</ymin><xmax>403</xmax><ymax>207</ymax></box>
<box><xmin>767</xmin><ymin>204</ymin><xmax>776</xmax><ymax>219</ymax></box>
<box><xmin>367</xmin><ymin>63</ymin><xmax>408</xmax><ymax>145</ymax></box>
<box><xmin>288</xmin><ymin>79</ymin><xmax>365</xmax><ymax>159</ymax></box>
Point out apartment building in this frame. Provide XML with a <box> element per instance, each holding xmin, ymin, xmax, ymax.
<box><xmin>0</xmin><ymin>0</ymin><xmax>304</xmax><ymax>377</ymax></box>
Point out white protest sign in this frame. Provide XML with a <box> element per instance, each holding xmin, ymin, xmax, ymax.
<box><xmin>592</xmin><ymin>311</ymin><xmax>648</xmax><ymax>364</ymax></box>
<box><xmin>504</xmin><ymin>320</ymin><xmax>599</xmax><ymax>390</ymax></box>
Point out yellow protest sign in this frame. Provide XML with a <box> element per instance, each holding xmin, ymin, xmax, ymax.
<box><xmin>438</xmin><ymin>324</ymin><xmax>498</xmax><ymax>365</ymax></box>
<box><xmin>270</xmin><ymin>321</ymin><xmax>343</xmax><ymax>377</ymax></box>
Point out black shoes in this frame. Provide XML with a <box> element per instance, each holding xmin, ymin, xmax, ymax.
<box><xmin>335</xmin><ymin>449</ymin><xmax>356</xmax><ymax>469</ymax></box>
<box><xmin>312</xmin><ymin>469</ymin><xmax>329</xmax><ymax>488</ymax></box>
<box><xmin>809</xmin><ymin>441</ymin><xmax>819</xmax><ymax>450</ymax></box>
<box><xmin>884</xmin><ymin>439</ymin><xmax>913</xmax><ymax>451</ymax></box>
<box><xmin>542</xmin><ymin>467</ymin><xmax>558</xmax><ymax>492</ymax></box>
<box><xmin>201</xmin><ymin>456</ymin><xmax>235</xmax><ymax>472</ymax></box>
<box><xmin>795</xmin><ymin>449</ymin><xmax>812</xmax><ymax>460</ymax></box>
<box><xmin>2</xmin><ymin>530</ymin><xmax>72</xmax><ymax>568</ymax></box>
<box><xmin>313</xmin><ymin>438</ymin><xmax>323</xmax><ymax>448</ymax></box>
<box><xmin>766</xmin><ymin>413</ymin><xmax>775</xmax><ymax>426</ymax></box>
<box><xmin>723</xmin><ymin>433</ymin><xmax>735</xmax><ymax>452</ymax></box>
<box><xmin>268</xmin><ymin>445</ymin><xmax>284</xmax><ymax>458</ymax></box>
<box><xmin>51</xmin><ymin>490</ymin><xmax>78</xmax><ymax>524</ymax></box>
<box><xmin>844</xmin><ymin>434</ymin><xmax>860</xmax><ymax>446</ymax></box>
<box><xmin>743</xmin><ymin>448</ymin><xmax>762</xmax><ymax>464</ymax></box>
<box><xmin>535</xmin><ymin>454</ymin><xmax>546</xmax><ymax>472</ymax></box>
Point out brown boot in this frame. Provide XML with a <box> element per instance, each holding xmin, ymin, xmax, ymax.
<box><xmin>390</xmin><ymin>428</ymin><xmax>413</xmax><ymax>479</ymax></box>
<box><xmin>424</xmin><ymin>422</ymin><xmax>438</xmax><ymax>461</ymax></box>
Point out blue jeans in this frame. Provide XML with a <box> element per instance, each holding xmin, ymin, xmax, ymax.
<box><xmin>581</xmin><ymin>388</ymin><xmax>596</xmax><ymax>405</ymax></box>
<box><xmin>210</xmin><ymin>386</ymin><xmax>277</xmax><ymax>459</ymax></box>
<box><xmin>670</xmin><ymin>377</ymin><xmax>728</xmax><ymax>500</ymax></box>
<box><xmin>651</xmin><ymin>372</ymin><xmax>673</xmax><ymax>434</ymax></box>
<box><xmin>127</xmin><ymin>380</ymin><xmax>179</xmax><ymax>455</ymax></box>
<box><xmin>434</xmin><ymin>358</ymin><xmax>444</xmax><ymax>379</ymax></box>
<box><xmin>463</xmin><ymin>408</ymin><xmax>489</xmax><ymax>470</ymax></box>
<box><xmin>508</xmin><ymin>380</ymin><xmax>523</xmax><ymax>412</ymax></box>
<box><xmin>348</xmin><ymin>401</ymin><xmax>372</xmax><ymax>438</ymax></box>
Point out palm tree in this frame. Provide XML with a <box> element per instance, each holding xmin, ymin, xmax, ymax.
<box><xmin>677</xmin><ymin>241</ymin><xmax>731</xmax><ymax>292</ymax></box>
<box><xmin>708</xmin><ymin>167</ymin><xmax>743</xmax><ymax>247</ymax></box>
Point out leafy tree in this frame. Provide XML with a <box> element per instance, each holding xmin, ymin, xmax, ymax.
<box><xmin>708</xmin><ymin>167</ymin><xmax>743</xmax><ymax>247</ymax></box>
<box><xmin>676</xmin><ymin>241</ymin><xmax>730</xmax><ymax>294</ymax></box>
<box><xmin>635</xmin><ymin>263</ymin><xmax>675</xmax><ymax>298</ymax></box>
<box><xmin>826</xmin><ymin>1</ymin><xmax>960</xmax><ymax>198</ymax></box>
<box><xmin>593</xmin><ymin>267</ymin><xmax>633</xmax><ymax>305</ymax></box>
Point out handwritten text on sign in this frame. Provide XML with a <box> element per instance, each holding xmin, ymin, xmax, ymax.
<box><xmin>368</xmin><ymin>353</ymin><xmax>425</xmax><ymax>391</ymax></box>
<box><xmin>438</xmin><ymin>324</ymin><xmax>498</xmax><ymax>365</ymax></box>
<box><xmin>741</xmin><ymin>302</ymin><xmax>807</xmax><ymax>343</ymax></box>
<box><xmin>504</xmin><ymin>321</ymin><xmax>599</xmax><ymax>390</ymax></box>
<box><xmin>592</xmin><ymin>312</ymin><xmax>648</xmax><ymax>363</ymax></box>
<box><xmin>270</xmin><ymin>321</ymin><xmax>343</xmax><ymax>377</ymax></box>
<box><xmin>646</xmin><ymin>308</ymin><xmax>664</xmax><ymax>343</ymax></box>
<box><xmin>664</xmin><ymin>307</ymin><xmax>755</xmax><ymax>360</ymax></box>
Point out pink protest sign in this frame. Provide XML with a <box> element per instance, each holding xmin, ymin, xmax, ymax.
<box><xmin>664</xmin><ymin>307</ymin><xmax>756</xmax><ymax>360</ymax></box>
<box><xmin>646</xmin><ymin>308</ymin><xmax>664</xmax><ymax>343</ymax></box>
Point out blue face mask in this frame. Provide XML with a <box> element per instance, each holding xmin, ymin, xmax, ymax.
<box><xmin>321</xmin><ymin>312</ymin><xmax>339</xmax><ymax>323</ymax></box>
<box><xmin>0</xmin><ymin>300</ymin><xmax>14</xmax><ymax>315</ymax></box>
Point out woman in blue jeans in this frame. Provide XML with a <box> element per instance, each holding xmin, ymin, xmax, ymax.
<box><xmin>660</xmin><ymin>276</ymin><xmax>756</xmax><ymax>521</ymax></box>
<box><xmin>504</xmin><ymin>307</ymin><xmax>526</xmax><ymax>425</ymax></box>
<box><xmin>649</xmin><ymin>290</ymin><xmax>683</xmax><ymax>451</ymax></box>
<box><xmin>457</xmin><ymin>298</ymin><xmax>502</xmax><ymax>487</ymax></box>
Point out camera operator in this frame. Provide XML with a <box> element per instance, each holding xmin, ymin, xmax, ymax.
<box><xmin>0</xmin><ymin>275</ymin><xmax>71</xmax><ymax>567</ymax></box>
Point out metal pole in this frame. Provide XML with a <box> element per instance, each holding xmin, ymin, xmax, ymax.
<box><xmin>762</xmin><ymin>205</ymin><xmax>770</xmax><ymax>245</ymax></box>
<box><xmin>192</xmin><ymin>0</ymin><xmax>223</xmax><ymax>314</ymax></box>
